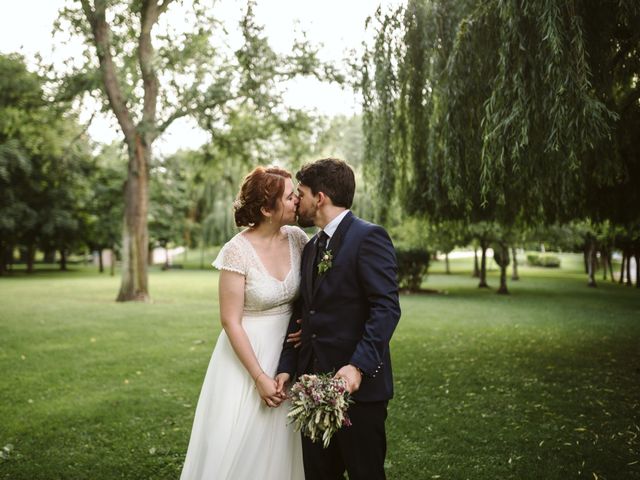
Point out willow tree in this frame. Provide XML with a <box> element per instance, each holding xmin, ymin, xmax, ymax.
<box><xmin>579</xmin><ymin>1</ymin><xmax>640</xmax><ymax>286</ymax></box>
<box><xmin>362</xmin><ymin>0</ymin><xmax>632</xmax><ymax>293</ymax></box>
<box><xmin>57</xmin><ymin>0</ymin><xmax>336</xmax><ymax>301</ymax></box>
<box><xmin>363</xmin><ymin>0</ymin><xmax>505</xmax><ymax>288</ymax></box>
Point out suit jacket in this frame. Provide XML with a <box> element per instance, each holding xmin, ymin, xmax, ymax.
<box><xmin>277</xmin><ymin>211</ymin><xmax>401</xmax><ymax>402</ymax></box>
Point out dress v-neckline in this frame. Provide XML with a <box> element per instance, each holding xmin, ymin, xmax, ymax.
<box><xmin>239</xmin><ymin>227</ymin><xmax>294</xmax><ymax>283</ymax></box>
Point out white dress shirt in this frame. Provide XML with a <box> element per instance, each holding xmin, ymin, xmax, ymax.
<box><xmin>320</xmin><ymin>209</ymin><xmax>350</xmax><ymax>248</ymax></box>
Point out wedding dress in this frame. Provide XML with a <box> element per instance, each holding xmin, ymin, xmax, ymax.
<box><xmin>180</xmin><ymin>225</ymin><xmax>308</xmax><ymax>480</ymax></box>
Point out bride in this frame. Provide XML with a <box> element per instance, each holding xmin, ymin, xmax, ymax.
<box><xmin>180</xmin><ymin>166</ymin><xmax>307</xmax><ymax>480</ymax></box>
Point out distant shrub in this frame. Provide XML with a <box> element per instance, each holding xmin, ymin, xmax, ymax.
<box><xmin>526</xmin><ymin>253</ymin><xmax>561</xmax><ymax>268</ymax></box>
<box><xmin>395</xmin><ymin>248</ymin><xmax>430</xmax><ymax>291</ymax></box>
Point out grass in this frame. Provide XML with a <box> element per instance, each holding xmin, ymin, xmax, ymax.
<box><xmin>0</xmin><ymin>261</ymin><xmax>639</xmax><ymax>479</ymax></box>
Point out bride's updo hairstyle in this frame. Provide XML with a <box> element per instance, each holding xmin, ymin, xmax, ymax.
<box><xmin>233</xmin><ymin>166</ymin><xmax>292</xmax><ymax>227</ymax></box>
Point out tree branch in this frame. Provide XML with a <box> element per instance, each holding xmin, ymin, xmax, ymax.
<box><xmin>156</xmin><ymin>106</ymin><xmax>190</xmax><ymax>135</ymax></box>
<box><xmin>156</xmin><ymin>85</ymin><xmax>239</xmax><ymax>137</ymax></box>
<box><xmin>81</xmin><ymin>0</ymin><xmax>136</xmax><ymax>142</ymax></box>
<box><xmin>138</xmin><ymin>0</ymin><xmax>161</xmax><ymax>141</ymax></box>
<box><xmin>158</xmin><ymin>0</ymin><xmax>173</xmax><ymax>15</ymax></box>
<box><xmin>156</xmin><ymin>96</ymin><xmax>235</xmax><ymax>136</ymax></box>
<box><xmin>63</xmin><ymin>111</ymin><xmax>96</xmax><ymax>159</ymax></box>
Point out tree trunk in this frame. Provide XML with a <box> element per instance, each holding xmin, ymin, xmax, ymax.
<box><xmin>472</xmin><ymin>248</ymin><xmax>480</xmax><ymax>278</ymax></box>
<box><xmin>497</xmin><ymin>263</ymin><xmax>508</xmax><ymax>294</ymax></box>
<box><xmin>117</xmin><ymin>138</ymin><xmax>151</xmax><ymax>302</ymax></box>
<box><xmin>163</xmin><ymin>245</ymin><xmax>170</xmax><ymax>270</ymax></box>
<box><xmin>44</xmin><ymin>249</ymin><xmax>56</xmax><ymax>264</ymax></box>
<box><xmin>110</xmin><ymin>245</ymin><xmax>116</xmax><ymax>277</ymax></box>
<box><xmin>601</xmin><ymin>249</ymin><xmax>608</xmax><ymax>280</ymax></box>
<box><xmin>619</xmin><ymin>253</ymin><xmax>626</xmax><ymax>284</ymax></box>
<box><xmin>0</xmin><ymin>242</ymin><xmax>10</xmax><ymax>275</ymax></box>
<box><xmin>445</xmin><ymin>252</ymin><xmax>450</xmax><ymax>274</ymax></box>
<box><xmin>0</xmin><ymin>243</ymin><xmax>6</xmax><ymax>276</ymax></box>
<box><xmin>587</xmin><ymin>239</ymin><xmax>597</xmax><ymax>287</ymax></box>
<box><xmin>492</xmin><ymin>242</ymin><xmax>510</xmax><ymax>294</ymax></box>
<box><xmin>608</xmin><ymin>254</ymin><xmax>615</xmax><ymax>283</ymax></box>
<box><xmin>626</xmin><ymin>249</ymin><xmax>632</xmax><ymax>286</ymax></box>
<box><xmin>200</xmin><ymin>241</ymin><xmax>205</xmax><ymax>270</ymax></box>
<box><xmin>635</xmin><ymin>253</ymin><xmax>639</xmax><ymax>288</ymax></box>
<box><xmin>478</xmin><ymin>240</ymin><xmax>489</xmax><ymax>288</ymax></box>
<box><xmin>99</xmin><ymin>249</ymin><xmax>104</xmax><ymax>273</ymax></box>
<box><xmin>26</xmin><ymin>244</ymin><xmax>35</xmax><ymax>273</ymax></box>
<box><xmin>583</xmin><ymin>248</ymin><xmax>589</xmax><ymax>274</ymax></box>
<box><xmin>82</xmin><ymin>1</ymin><xmax>165</xmax><ymax>302</ymax></box>
<box><xmin>184</xmin><ymin>207</ymin><xmax>196</xmax><ymax>252</ymax></box>
<box><xmin>511</xmin><ymin>247</ymin><xmax>519</xmax><ymax>280</ymax></box>
<box><xmin>59</xmin><ymin>248</ymin><xmax>67</xmax><ymax>271</ymax></box>
<box><xmin>6</xmin><ymin>243</ymin><xmax>14</xmax><ymax>272</ymax></box>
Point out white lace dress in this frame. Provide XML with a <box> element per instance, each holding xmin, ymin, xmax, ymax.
<box><xmin>180</xmin><ymin>225</ymin><xmax>308</xmax><ymax>480</ymax></box>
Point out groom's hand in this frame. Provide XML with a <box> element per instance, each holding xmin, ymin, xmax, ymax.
<box><xmin>286</xmin><ymin>319</ymin><xmax>303</xmax><ymax>348</ymax></box>
<box><xmin>275</xmin><ymin>372</ymin><xmax>290</xmax><ymax>399</ymax></box>
<box><xmin>335</xmin><ymin>364</ymin><xmax>362</xmax><ymax>394</ymax></box>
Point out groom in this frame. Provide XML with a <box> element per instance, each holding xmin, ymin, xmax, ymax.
<box><xmin>276</xmin><ymin>158</ymin><xmax>401</xmax><ymax>480</ymax></box>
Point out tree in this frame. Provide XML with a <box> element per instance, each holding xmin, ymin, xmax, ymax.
<box><xmin>83</xmin><ymin>143</ymin><xmax>126</xmax><ymax>274</ymax></box>
<box><xmin>58</xmin><ymin>0</ymin><xmax>339</xmax><ymax>301</ymax></box>
<box><xmin>426</xmin><ymin>220</ymin><xmax>465</xmax><ymax>275</ymax></box>
<box><xmin>362</xmin><ymin>0</ymin><xmax>638</xmax><ymax>294</ymax></box>
<box><xmin>0</xmin><ymin>53</ymin><xmax>93</xmax><ymax>274</ymax></box>
<box><xmin>149</xmin><ymin>155</ymin><xmax>190</xmax><ymax>269</ymax></box>
<box><xmin>310</xmin><ymin>115</ymin><xmax>374</xmax><ymax>221</ymax></box>
<box><xmin>580</xmin><ymin>1</ymin><xmax>640</xmax><ymax>288</ymax></box>
<box><xmin>0</xmin><ymin>54</ymin><xmax>44</xmax><ymax>274</ymax></box>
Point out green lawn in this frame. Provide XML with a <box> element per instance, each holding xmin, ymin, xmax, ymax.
<box><xmin>1</xmin><ymin>262</ymin><xmax>638</xmax><ymax>479</ymax></box>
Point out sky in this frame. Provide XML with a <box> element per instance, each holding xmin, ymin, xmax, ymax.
<box><xmin>0</xmin><ymin>0</ymin><xmax>400</xmax><ymax>154</ymax></box>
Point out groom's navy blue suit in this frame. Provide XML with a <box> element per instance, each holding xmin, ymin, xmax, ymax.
<box><xmin>278</xmin><ymin>211</ymin><xmax>400</xmax><ymax>480</ymax></box>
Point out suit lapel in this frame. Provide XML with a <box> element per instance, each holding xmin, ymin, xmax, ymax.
<box><xmin>303</xmin><ymin>234</ymin><xmax>317</xmax><ymax>302</ymax></box>
<box><xmin>312</xmin><ymin>211</ymin><xmax>355</xmax><ymax>298</ymax></box>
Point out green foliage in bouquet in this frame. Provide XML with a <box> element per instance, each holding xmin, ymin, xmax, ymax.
<box><xmin>287</xmin><ymin>373</ymin><xmax>353</xmax><ymax>448</ymax></box>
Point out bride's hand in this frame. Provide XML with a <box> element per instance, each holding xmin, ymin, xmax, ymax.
<box><xmin>255</xmin><ymin>373</ymin><xmax>282</xmax><ymax>407</ymax></box>
<box><xmin>275</xmin><ymin>372</ymin><xmax>290</xmax><ymax>398</ymax></box>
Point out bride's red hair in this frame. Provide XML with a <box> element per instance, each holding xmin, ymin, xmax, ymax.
<box><xmin>234</xmin><ymin>166</ymin><xmax>292</xmax><ymax>227</ymax></box>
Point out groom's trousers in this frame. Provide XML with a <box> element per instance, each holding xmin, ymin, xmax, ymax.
<box><xmin>301</xmin><ymin>399</ymin><xmax>388</xmax><ymax>480</ymax></box>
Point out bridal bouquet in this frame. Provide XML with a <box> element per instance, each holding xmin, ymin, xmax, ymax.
<box><xmin>287</xmin><ymin>373</ymin><xmax>353</xmax><ymax>448</ymax></box>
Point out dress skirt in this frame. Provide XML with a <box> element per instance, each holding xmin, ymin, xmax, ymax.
<box><xmin>180</xmin><ymin>312</ymin><xmax>304</xmax><ymax>480</ymax></box>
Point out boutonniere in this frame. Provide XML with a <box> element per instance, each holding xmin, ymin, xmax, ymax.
<box><xmin>317</xmin><ymin>250</ymin><xmax>333</xmax><ymax>274</ymax></box>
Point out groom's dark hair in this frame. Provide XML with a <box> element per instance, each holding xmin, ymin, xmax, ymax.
<box><xmin>296</xmin><ymin>158</ymin><xmax>355</xmax><ymax>208</ymax></box>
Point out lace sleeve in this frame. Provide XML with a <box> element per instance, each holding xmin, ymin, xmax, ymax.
<box><xmin>212</xmin><ymin>238</ymin><xmax>246</xmax><ymax>275</ymax></box>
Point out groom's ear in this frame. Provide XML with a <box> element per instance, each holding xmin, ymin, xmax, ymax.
<box><xmin>317</xmin><ymin>191</ymin><xmax>332</xmax><ymax>207</ymax></box>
